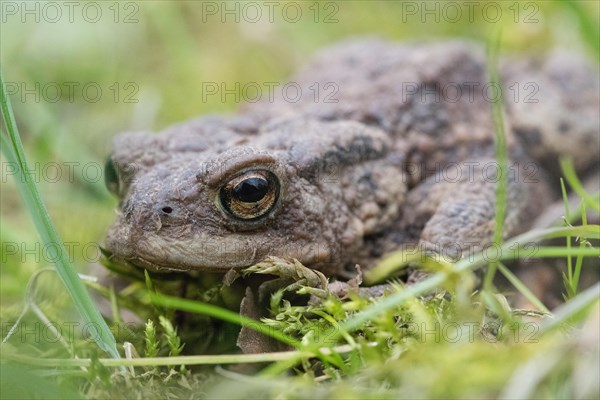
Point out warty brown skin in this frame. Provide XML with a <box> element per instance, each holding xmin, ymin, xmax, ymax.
<box><xmin>104</xmin><ymin>39</ymin><xmax>599</xmax><ymax>278</ymax></box>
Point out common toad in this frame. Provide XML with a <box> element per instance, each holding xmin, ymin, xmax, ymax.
<box><xmin>104</xmin><ymin>39</ymin><xmax>599</xmax><ymax>281</ymax></box>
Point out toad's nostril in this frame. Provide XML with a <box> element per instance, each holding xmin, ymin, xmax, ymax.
<box><xmin>161</xmin><ymin>206</ymin><xmax>173</xmax><ymax>214</ymax></box>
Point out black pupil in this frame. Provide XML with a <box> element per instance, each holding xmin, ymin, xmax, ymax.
<box><xmin>233</xmin><ymin>177</ymin><xmax>269</xmax><ymax>203</ymax></box>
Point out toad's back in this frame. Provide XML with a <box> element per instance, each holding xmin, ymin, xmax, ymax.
<box><xmin>245</xmin><ymin>39</ymin><xmax>599</xmax><ymax>178</ymax></box>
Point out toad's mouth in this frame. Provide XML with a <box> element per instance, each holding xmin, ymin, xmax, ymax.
<box><xmin>101</xmin><ymin>248</ymin><xmax>220</xmax><ymax>274</ymax></box>
<box><xmin>103</xmin><ymin>222</ymin><xmax>261</xmax><ymax>273</ymax></box>
<box><xmin>102</xmin><ymin>244</ymin><xmax>259</xmax><ymax>274</ymax></box>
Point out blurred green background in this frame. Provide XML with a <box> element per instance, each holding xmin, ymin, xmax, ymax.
<box><xmin>1</xmin><ymin>0</ymin><xmax>598</xmax><ymax>310</ymax></box>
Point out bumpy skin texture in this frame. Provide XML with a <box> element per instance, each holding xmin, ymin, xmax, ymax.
<box><xmin>104</xmin><ymin>39</ymin><xmax>599</xmax><ymax>279</ymax></box>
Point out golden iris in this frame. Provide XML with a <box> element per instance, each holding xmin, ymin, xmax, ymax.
<box><xmin>219</xmin><ymin>170</ymin><xmax>279</xmax><ymax>220</ymax></box>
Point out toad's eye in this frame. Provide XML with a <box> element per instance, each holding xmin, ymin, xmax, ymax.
<box><xmin>219</xmin><ymin>170</ymin><xmax>280</xmax><ymax>220</ymax></box>
<box><xmin>104</xmin><ymin>157</ymin><xmax>120</xmax><ymax>197</ymax></box>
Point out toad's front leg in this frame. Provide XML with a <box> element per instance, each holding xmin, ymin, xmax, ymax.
<box><xmin>400</xmin><ymin>158</ymin><xmax>553</xmax><ymax>268</ymax></box>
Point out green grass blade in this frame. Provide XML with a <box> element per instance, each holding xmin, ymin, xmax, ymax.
<box><xmin>527</xmin><ymin>246</ymin><xmax>599</xmax><ymax>258</ymax></box>
<box><xmin>560</xmin><ymin>157</ymin><xmax>600</xmax><ymax>213</ymax></box>
<box><xmin>496</xmin><ymin>262</ymin><xmax>550</xmax><ymax>313</ymax></box>
<box><xmin>0</xmin><ymin>69</ymin><xmax>120</xmax><ymax>359</ymax></box>
<box><xmin>483</xmin><ymin>29</ymin><xmax>508</xmax><ymax>291</ymax></box>
<box><xmin>2</xmin><ymin>349</ymin><xmax>330</xmax><ymax>367</ymax></box>
<box><xmin>572</xmin><ymin>204</ymin><xmax>588</xmax><ymax>295</ymax></box>
<box><xmin>541</xmin><ymin>282</ymin><xmax>600</xmax><ymax>334</ymax></box>
<box><xmin>568</xmin><ymin>192</ymin><xmax>600</xmax><ymax>225</ymax></box>
<box><xmin>563</xmin><ymin>0</ymin><xmax>600</xmax><ymax>58</ymax></box>
<box><xmin>560</xmin><ymin>178</ymin><xmax>574</xmax><ymax>293</ymax></box>
<box><xmin>559</xmin><ymin>158</ymin><xmax>599</xmax><ymax>299</ymax></box>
